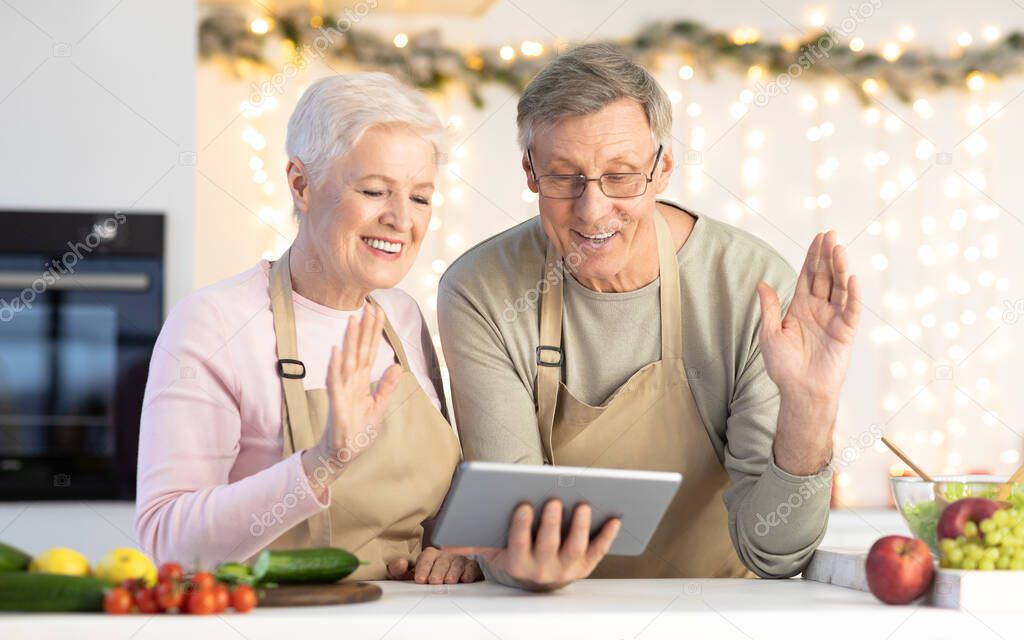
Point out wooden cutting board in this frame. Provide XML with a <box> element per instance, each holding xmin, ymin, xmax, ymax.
<box><xmin>257</xmin><ymin>582</ymin><xmax>382</xmax><ymax>607</ymax></box>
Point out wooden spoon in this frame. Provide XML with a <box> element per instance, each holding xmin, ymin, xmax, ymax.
<box><xmin>995</xmin><ymin>461</ymin><xmax>1024</xmax><ymax>501</ymax></box>
<box><xmin>881</xmin><ymin>437</ymin><xmax>934</xmax><ymax>481</ymax></box>
<box><xmin>881</xmin><ymin>436</ymin><xmax>952</xmax><ymax>512</ymax></box>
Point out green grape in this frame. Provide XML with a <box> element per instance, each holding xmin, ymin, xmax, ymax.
<box><xmin>997</xmin><ymin>556</ymin><xmax>1011</xmax><ymax>570</ymax></box>
<box><xmin>979</xmin><ymin>559</ymin><xmax>996</xmax><ymax>571</ymax></box>
<box><xmin>994</xmin><ymin>510</ymin><xmax>1010</xmax><ymax>526</ymax></box>
<box><xmin>966</xmin><ymin>544</ymin><xmax>984</xmax><ymax>561</ymax></box>
<box><xmin>1011</xmin><ymin>559</ymin><xmax>1024</xmax><ymax>571</ymax></box>
<box><xmin>980</xmin><ymin>518</ymin><xmax>996</xmax><ymax>534</ymax></box>
<box><xmin>940</xmin><ymin>538</ymin><xmax>957</xmax><ymax>554</ymax></box>
<box><xmin>1013</xmin><ymin>524</ymin><xmax>1024</xmax><ymax>538</ymax></box>
<box><xmin>984</xmin><ymin>547</ymin><xmax>1001</xmax><ymax>561</ymax></box>
<box><xmin>986</xmin><ymin>531</ymin><xmax>1003</xmax><ymax>546</ymax></box>
<box><xmin>962</xmin><ymin>557</ymin><xmax>979</xmax><ymax>570</ymax></box>
<box><xmin>964</xmin><ymin>521</ymin><xmax>979</xmax><ymax>537</ymax></box>
<box><xmin>947</xmin><ymin>547</ymin><xmax>965</xmax><ymax>564</ymax></box>
<box><xmin>956</xmin><ymin>535</ymin><xmax>968</xmax><ymax>546</ymax></box>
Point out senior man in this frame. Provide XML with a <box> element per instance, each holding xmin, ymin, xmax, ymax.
<box><xmin>438</xmin><ymin>43</ymin><xmax>860</xmax><ymax>583</ymax></box>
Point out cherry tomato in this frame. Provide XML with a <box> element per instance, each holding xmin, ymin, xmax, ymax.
<box><xmin>185</xmin><ymin>588</ymin><xmax>217</xmax><ymax>615</ymax></box>
<box><xmin>155</xmin><ymin>580</ymin><xmax>185</xmax><ymax>612</ymax></box>
<box><xmin>103</xmin><ymin>587</ymin><xmax>133</xmax><ymax>615</ymax></box>
<box><xmin>134</xmin><ymin>587</ymin><xmax>160</xmax><ymax>614</ymax></box>
<box><xmin>190</xmin><ymin>571</ymin><xmax>215</xmax><ymax>592</ymax></box>
<box><xmin>213</xmin><ymin>583</ymin><xmax>230</xmax><ymax>613</ymax></box>
<box><xmin>231</xmin><ymin>585</ymin><xmax>257</xmax><ymax>613</ymax></box>
<box><xmin>158</xmin><ymin>562</ymin><xmax>184</xmax><ymax>583</ymax></box>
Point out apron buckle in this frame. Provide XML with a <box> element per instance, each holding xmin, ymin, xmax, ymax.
<box><xmin>535</xmin><ymin>345</ymin><xmax>562</xmax><ymax>368</ymax></box>
<box><xmin>277</xmin><ymin>358</ymin><xmax>306</xmax><ymax>379</ymax></box>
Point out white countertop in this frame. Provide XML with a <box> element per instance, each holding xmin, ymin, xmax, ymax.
<box><xmin>3</xmin><ymin>577</ymin><xmax>1023</xmax><ymax>640</ymax></box>
<box><xmin>5</xmin><ymin>506</ymin><xmax>1020</xmax><ymax>638</ymax></box>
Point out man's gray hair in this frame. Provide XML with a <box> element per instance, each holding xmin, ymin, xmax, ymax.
<box><xmin>516</xmin><ymin>43</ymin><xmax>672</xmax><ymax>152</ymax></box>
<box><xmin>286</xmin><ymin>71</ymin><xmax>446</xmax><ymax>188</ymax></box>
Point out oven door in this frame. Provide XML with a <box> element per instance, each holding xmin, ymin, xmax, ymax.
<box><xmin>0</xmin><ymin>256</ymin><xmax>162</xmax><ymax>499</ymax></box>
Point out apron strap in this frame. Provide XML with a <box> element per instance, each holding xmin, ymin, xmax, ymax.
<box><xmin>368</xmin><ymin>296</ymin><xmax>412</xmax><ymax>372</ymax></box>
<box><xmin>536</xmin><ymin>241</ymin><xmax>564</xmax><ymax>463</ymax></box>
<box><xmin>269</xmin><ymin>248</ymin><xmax>332</xmax><ymax>546</ymax></box>
<box><xmin>653</xmin><ymin>210</ymin><xmax>684</xmax><ymax>360</ymax></box>
<box><xmin>534</xmin><ymin>208</ymin><xmax>684</xmax><ymax>461</ymax></box>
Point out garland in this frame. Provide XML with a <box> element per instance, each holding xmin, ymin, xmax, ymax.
<box><xmin>198</xmin><ymin>8</ymin><xmax>1024</xmax><ymax>107</ymax></box>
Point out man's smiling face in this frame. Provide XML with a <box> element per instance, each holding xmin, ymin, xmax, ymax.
<box><xmin>524</xmin><ymin>97</ymin><xmax>673</xmax><ymax>292</ymax></box>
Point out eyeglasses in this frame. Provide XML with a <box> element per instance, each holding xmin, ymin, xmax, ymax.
<box><xmin>527</xmin><ymin>145</ymin><xmax>664</xmax><ymax>199</ymax></box>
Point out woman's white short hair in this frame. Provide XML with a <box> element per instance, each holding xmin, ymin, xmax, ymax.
<box><xmin>286</xmin><ymin>72</ymin><xmax>446</xmax><ymax>188</ymax></box>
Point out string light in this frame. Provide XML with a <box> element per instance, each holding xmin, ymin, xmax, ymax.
<box><xmin>250</xmin><ymin>18</ymin><xmax>270</xmax><ymax>34</ymax></box>
<box><xmin>520</xmin><ymin>41</ymin><xmax>544</xmax><ymax>57</ymax></box>
<box><xmin>882</xmin><ymin>43</ymin><xmax>903</xmax><ymax>62</ymax></box>
<box><xmin>912</xmin><ymin>98</ymin><xmax>933</xmax><ymax>118</ymax></box>
<box><xmin>730</xmin><ymin>27</ymin><xmax>759</xmax><ymax>45</ymax></box>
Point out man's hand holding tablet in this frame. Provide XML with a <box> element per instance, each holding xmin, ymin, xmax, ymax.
<box><xmin>447</xmin><ymin>500</ymin><xmax>621</xmax><ymax>592</ymax></box>
<box><xmin>432</xmin><ymin>462</ymin><xmax>683</xmax><ymax>591</ymax></box>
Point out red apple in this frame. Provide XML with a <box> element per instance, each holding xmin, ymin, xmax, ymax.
<box><xmin>865</xmin><ymin>535</ymin><xmax>935</xmax><ymax>605</ymax></box>
<box><xmin>936</xmin><ymin>498</ymin><xmax>1005</xmax><ymax>541</ymax></box>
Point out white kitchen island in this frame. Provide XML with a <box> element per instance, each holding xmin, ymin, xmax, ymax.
<box><xmin>2</xmin><ymin>577</ymin><xmax>1023</xmax><ymax>640</ymax></box>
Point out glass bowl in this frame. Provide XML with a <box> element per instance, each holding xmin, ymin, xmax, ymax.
<box><xmin>890</xmin><ymin>474</ymin><xmax>1024</xmax><ymax>555</ymax></box>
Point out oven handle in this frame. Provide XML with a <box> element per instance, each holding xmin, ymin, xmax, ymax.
<box><xmin>0</xmin><ymin>271</ymin><xmax>150</xmax><ymax>291</ymax></box>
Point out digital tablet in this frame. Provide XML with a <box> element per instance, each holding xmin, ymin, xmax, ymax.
<box><xmin>430</xmin><ymin>461</ymin><xmax>682</xmax><ymax>556</ymax></box>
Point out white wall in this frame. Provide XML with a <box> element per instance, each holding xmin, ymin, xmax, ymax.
<box><xmin>0</xmin><ymin>0</ymin><xmax>195</xmax><ymax>546</ymax></box>
<box><xmin>195</xmin><ymin>0</ymin><xmax>1024</xmax><ymax>507</ymax></box>
<box><xmin>0</xmin><ymin>0</ymin><xmax>196</xmax><ymax>311</ymax></box>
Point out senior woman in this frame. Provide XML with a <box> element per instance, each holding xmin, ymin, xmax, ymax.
<box><xmin>438</xmin><ymin>44</ymin><xmax>862</xmax><ymax>586</ymax></box>
<box><xmin>136</xmin><ymin>73</ymin><xmax>491</xmax><ymax>584</ymax></box>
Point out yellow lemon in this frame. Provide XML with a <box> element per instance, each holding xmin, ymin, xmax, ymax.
<box><xmin>94</xmin><ymin>547</ymin><xmax>158</xmax><ymax>587</ymax></box>
<box><xmin>28</xmin><ymin>547</ymin><xmax>91</xmax><ymax>577</ymax></box>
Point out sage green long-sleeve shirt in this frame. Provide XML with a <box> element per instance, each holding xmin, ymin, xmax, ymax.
<box><xmin>437</xmin><ymin>202</ymin><xmax>832</xmax><ymax>579</ymax></box>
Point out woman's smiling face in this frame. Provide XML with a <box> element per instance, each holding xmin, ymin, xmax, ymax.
<box><xmin>523</xmin><ymin>98</ymin><xmax>674</xmax><ymax>292</ymax></box>
<box><xmin>301</xmin><ymin>124</ymin><xmax>437</xmax><ymax>294</ymax></box>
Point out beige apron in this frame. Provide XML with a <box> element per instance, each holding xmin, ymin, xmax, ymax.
<box><xmin>263</xmin><ymin>249</ymin><xmax>461</xmax><ymax>580</ymax></box>
<box><xmin>535</xmin><ymin>211</ymin><xmax>752</xmax><ymax>579</ymax></box>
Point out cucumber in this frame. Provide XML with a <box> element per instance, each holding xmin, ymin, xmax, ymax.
<box><xmin>252</xmin><ymin>548</ymin><xmax>359</xmax><ymax>584</ymax></box>
<box><xmin>0</xmin><ymin>573</ymin><xmax>107</xmax><ymax>612</ymax></box>
<box><xmin>0</xmin><ymin>542</ymin><xmax>31</xmax><ymax>572</ymax></box>
<box><xmin>214</xmin><ymin>562</ymin><xmax>256</xmax><ymax>586</ymax></box>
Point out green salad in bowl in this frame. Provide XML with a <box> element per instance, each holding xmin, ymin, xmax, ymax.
<box><xmin>891</xmin><ymin>475</ymin><xmax>1024</xmax><ymax>555</ymax></box>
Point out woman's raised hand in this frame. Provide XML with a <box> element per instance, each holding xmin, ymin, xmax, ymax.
<box><xmin>302</xmin><ymin>304</ymin><xmax>403</xmax><ymax>489</ymax></box>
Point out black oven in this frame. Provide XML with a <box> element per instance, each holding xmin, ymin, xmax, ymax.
<box><xmin>0</xmin><ymin>210</ymin><xmax>164</xmax><ymax>499</ymax></box>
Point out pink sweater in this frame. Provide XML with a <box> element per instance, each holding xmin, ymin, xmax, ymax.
<box><xmin>134</xmin><ymin>259</ymin><xmax>447</xmax><ymax>566</ymax></box>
